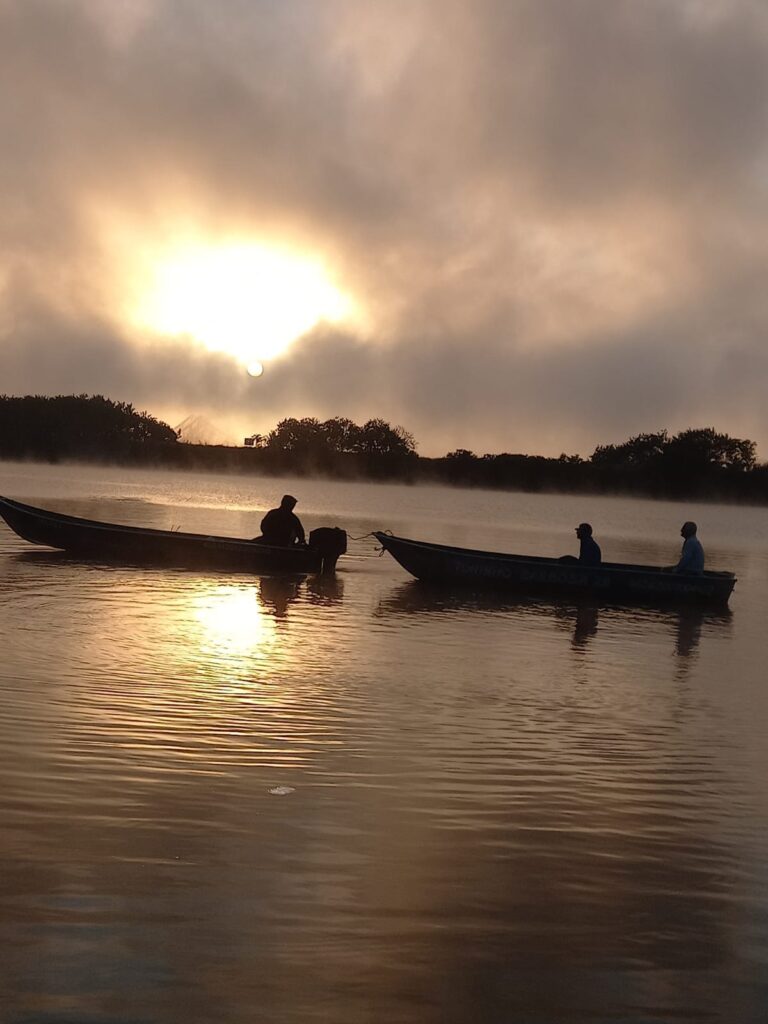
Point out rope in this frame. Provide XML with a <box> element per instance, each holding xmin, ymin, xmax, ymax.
<box><xmin>347</xmin><ymin>530</ymin><xmax>387</xmax><ymax>541</ymax></box>
<box><xmin>346</xmin><ymin>529</ymin><xmax>394</xmax><ymax>556</ymax></box>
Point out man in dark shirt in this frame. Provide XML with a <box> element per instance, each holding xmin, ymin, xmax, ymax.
<box><xmin>575</xmin><ymin>522</ymin><xmax>601</xmax><ymax>565</ymax></box>
<box><xmin>560</xmin><ymin>522</ymin><xmax>602</xmax><ymax>565</ymax></box>
<box><xmin>258</xmin><ymin>495</ymin><xmax>306</xmax><ymax>547</ymax></box>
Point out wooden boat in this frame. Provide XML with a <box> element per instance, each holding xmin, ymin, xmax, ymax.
<box><xmin>0</xmin><ymin>496</ymin><xmax>346</xmax><ymax>574</ymax></box>
<box><xmin>374</xmin><ymin>532</ymin><xmax>736</xmax><ymax>605</ymax></box>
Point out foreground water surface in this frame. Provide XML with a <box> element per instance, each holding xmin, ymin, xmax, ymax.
<box><xmin>1</xmin><ymin>461</ymin><xmax>767</xmax><ymax>1023</ymax></box>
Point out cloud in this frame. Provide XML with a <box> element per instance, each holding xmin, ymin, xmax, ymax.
<box><xmin>2</xmin><ymin>0</ymin><xmax>768</xmax><ymax>456</ymax></box>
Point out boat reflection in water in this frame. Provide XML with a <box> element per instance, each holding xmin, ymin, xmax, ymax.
<box><xmin>672</xmin><ymin>603</ymin><xmax>731</xmax><ymax>658</ymax></box>
<box><xmin>306</xmin><ymin>573</ymin><xmax>345</xmax><ymax>606</ymax></box>
<box><xmin>258</xmin><ymin>576</ymin><xmax>302</xmax><ymax>619</ymax></box>
<box><xmin>10</xmin><ymin>549</ymin><xmax>347</xmax><ymax>690</ymax></box>
<box><xmin>377</xmin><ymin>581</ymin><xmax>732</xmax><ymax>661</ymax></box>
<box><xmin>250</xmin><ymin>574</ymin><xmax>344</xmax><ymax>620</ymax></box>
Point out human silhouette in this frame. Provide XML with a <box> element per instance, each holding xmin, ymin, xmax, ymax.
<box><xmin>672</xmin><ymin>521</ymin><xmax>704</xmax><ymax>574</ymax></box>
<box><xmin>559</xmin><ymin>522</ymin><xmax>601</xmax><ymax>565</ymax></box>
<box><xmin>255</xmin><ymin>495</ymin><xmax>306</xmax><ymax>547</ymax></box>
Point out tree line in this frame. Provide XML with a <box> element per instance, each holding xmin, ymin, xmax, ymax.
<box><xmin>433</xmin><ymin>428</ymin><xmax>765</xmax><ymax>500</ymax></box>
<box><xmin>2</xmin><ymin>394</ymin><xmax>768</xmax><ymax>503</ymax></box>
<box><xmin>254</xmin><ymin>416</ymin><xmax>416</xmax><ymax>460</ymax></box>
<box><xmin>0</xmin><ymin>394</ymin><xmax>177</xmax><ymax>461</ymax></box>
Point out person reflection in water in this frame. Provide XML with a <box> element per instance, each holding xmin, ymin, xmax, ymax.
<box><xmin>572</xmin><ymin>604</ymin><xmax>599</xmax><ymax>649</ymax></box>
<box><xmin>259</xmin><ymin>577</ymin><xmax>300</xmax><ymax>618</ymax></box>
<box><xmin>675</xmin><ymin>607</ymin><xmax>705</xmax><ymax>658</ymax></box>
<box><xmin>671</xmin><ymin>521</ymin><xmax>705</xmax><ymax>575</ymax></box>
<box><xmin>560</xmin><ymin>523</ymin><xmax>602</xmax><ymax>565</ymax></box>
<box><xmin>255</xmin><ymin>495</ymin><xmax>306</xmax><ymax>547</ymax></box>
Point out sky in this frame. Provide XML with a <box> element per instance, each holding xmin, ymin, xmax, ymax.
<box><xmin>2</xmin><ymin>0</ymin><xmax>768</xmax><ymax>457</ymax></box>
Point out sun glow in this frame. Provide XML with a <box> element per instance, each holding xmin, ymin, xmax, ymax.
<box><xmin>194</xmin><ymin>585</ymin><xmax>275</xmax><ymax>657</ymax></box>
<box><xmin>131</xmin><ymin>242</ymin><xmax>353</xmax><ymax>364</ymax></box>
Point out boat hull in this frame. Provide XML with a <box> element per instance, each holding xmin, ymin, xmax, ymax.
<box><xmin>375</xmin><ymin>532</ymin><xmax>736</xmax><ymax>605</ymax></box>
<box><xmin>0</xmin><ymin>496</ymin><xmax>345</xmax><ymax>575</ymax></box>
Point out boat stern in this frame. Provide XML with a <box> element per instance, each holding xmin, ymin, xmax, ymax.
<box><xmin>308</xmin><ymin>527</ymin><xmax>347</xmax><ymax>573</ymax></box>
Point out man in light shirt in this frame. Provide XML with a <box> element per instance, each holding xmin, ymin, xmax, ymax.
<box><xmin>673</xmin><ymin>521</ymin><xmax>705</xmax><ymax>574</ymax></box>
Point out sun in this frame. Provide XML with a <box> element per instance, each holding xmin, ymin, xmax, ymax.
<box><xmin>131</xmin><ymin>242</ymin><xmax>353</xmax><ymax>364</ymax></box>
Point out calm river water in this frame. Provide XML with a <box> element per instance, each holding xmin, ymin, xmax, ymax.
<box><xmin>1</xmin><ymin>461</ymin><xmax>767</xmax><ymax>1023</ymax></box>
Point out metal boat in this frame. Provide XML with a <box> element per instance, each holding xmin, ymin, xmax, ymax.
<box><xmin>0</xmin><ymin>496</ymin><xmax>346</xmax><ymax>574</ymax></box>
<box><xmin>375</xmin><ymin>532</ymin><xmax>736</xmax><ymax>605</ymax></box>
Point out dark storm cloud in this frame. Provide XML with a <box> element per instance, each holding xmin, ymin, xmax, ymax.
<box><xmin>2</xmin><ymin>0</ymin><xmax>768</xmax><ymax>455</ymax></box>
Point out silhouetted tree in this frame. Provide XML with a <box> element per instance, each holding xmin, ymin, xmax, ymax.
<box><xmin>591</xmin><ymin>428</ymin><xmax>755</xmax><ymax>474</ymax></box>
<box><xmin>0</xmin><ymin>394</ymin><xmax>177</xmax><ymax>461</ymax></box>
<box><xmin>321</xmin><ymin>417</ymin><xmax>360</xmax><ymax>454</ymax></box>
<box><xmin>355</xmin><ymin>419</ymin><xmax>416</xmax><ymax>456</ymax></box>
<box><xmin>663</xmin><ymin>428</ymin><xmax>756</xmax><ymax>472</ymax></box>
<box><xmin>591</xmin><ymin>430</ymin><xmax>669</xmax><ymax>467</ymax></box>
<box><xmin>266</xmin><ymin>417</ymin><xmax>326</xmax><ymax>455</ymax></box>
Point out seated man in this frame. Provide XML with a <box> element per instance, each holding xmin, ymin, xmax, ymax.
<box><xmin>674</xmin><ymin>521</ymin><xmax>704</xmax><ymax>574</ymax></box>
<box><xmin>560</xmin><ymin>522</ymin><xmax>601</xmax><ymax>565</ymax></box>
<box><xmin>256</xmin><ymin>494</ymin><xmax>306</xmax><ymax>547</ymax></box>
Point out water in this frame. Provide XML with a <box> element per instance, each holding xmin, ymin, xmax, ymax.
<box><xmin>1</xmin><ymin>460</ymin><xmax>767</xmax><ymax>1023</ymax></box>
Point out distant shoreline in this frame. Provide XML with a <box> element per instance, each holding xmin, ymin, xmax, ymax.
<box><xmin>3</xmin><ymin>395</ymin><xmax>767</xmax><ymax>507</ymax></box>
<box><xmin>3</xmin><ymin>450</ymin><xmax>768</xmax><ymax>510</ymax></box>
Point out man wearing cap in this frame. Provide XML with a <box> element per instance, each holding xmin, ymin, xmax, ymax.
<box><xmin>575</xmin><ymin>522</ymin><xmax>601</xmax><ymax>565</ymax></box>
<box><xmin>559</xmin><ymin>523</ymin><xmax>601</xmax><ymax>565</ymax></box>
<box><xmin>258</xmin><ymin>495</ymin><xmax>306</xmax><ymax>547</ymax></box>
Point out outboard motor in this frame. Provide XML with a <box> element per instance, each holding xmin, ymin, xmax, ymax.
<box><xmin>308</xmin><ymin>527</ymin><xmax>347</xmax><ymax>574</ymax></box>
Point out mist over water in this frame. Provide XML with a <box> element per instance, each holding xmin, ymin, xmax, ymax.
<box><xmin>1</xmin><ymin>461</ymin><xmax>767</xmax><ymax>1023</ymax></box>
